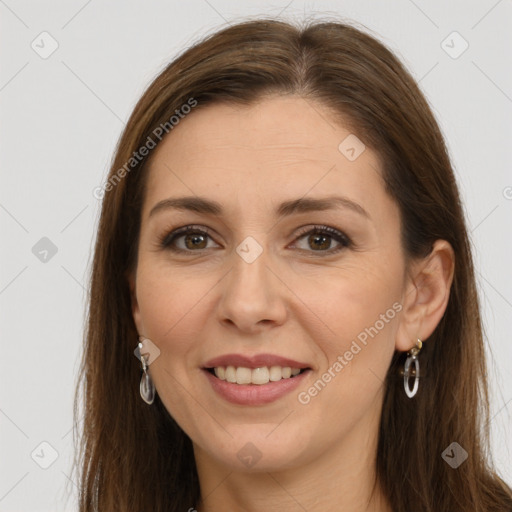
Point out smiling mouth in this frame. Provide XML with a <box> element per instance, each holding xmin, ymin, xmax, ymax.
<box><xmin>205</xmin><ymin>366</ymin><xmax>310</xmax><ymax>385</ymax></box>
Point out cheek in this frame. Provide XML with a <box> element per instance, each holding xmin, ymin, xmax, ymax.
<box><xmin>295</xmin><ymin>258</ymin><xmax>403</xmax><ymax>409</ymax></box>
<box><xmin>305</xmin><ymin>258</ymin><xmax>402</xmax><ymax>347</ymax></box>
<box><xmin>134</xmin><ymin>265</ymin><xmax>214</xmax><ymax>432</ymax></box>
<box><xmin>135</xmin><ymin>264</ymin><xmax>211</xmax><ymax>362</ymax></box>
<box><xmin>294</xmin><ymin>275</ymin><xmax>401</xmax><ymax>431</ymax></box>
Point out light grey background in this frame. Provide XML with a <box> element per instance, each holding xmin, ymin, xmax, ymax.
<box><xmin>1</xmin><ymin>1</ymin><xmax>511</xmax><ymax>510</ymax></box>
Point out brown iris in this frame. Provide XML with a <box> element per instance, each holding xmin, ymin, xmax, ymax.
<box><xmin>184</xmin><ymin>233</ymin><xmax>208</xmax><ymax>250</ymax></box>
<box><xmin>308</xmin><ymin>233</ymin><xmax>331</xmax><ymax>251</ymax></box>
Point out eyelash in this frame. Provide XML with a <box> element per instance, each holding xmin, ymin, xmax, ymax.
<box><xmin>158</xmin><ymin>224</ymin><xmax>352</xmax><ymax>256</ymax></box>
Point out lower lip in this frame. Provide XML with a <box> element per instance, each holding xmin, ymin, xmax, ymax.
<box><xmin>203</xmin><ymin>369</ymin><xmax>311</xmax><ymax>406</ymax></box>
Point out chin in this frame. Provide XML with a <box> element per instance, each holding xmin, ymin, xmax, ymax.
<box><xmin>198</xmin><ymin>429</ymin><xmax>311</xmax><ymax>473</ymax></box>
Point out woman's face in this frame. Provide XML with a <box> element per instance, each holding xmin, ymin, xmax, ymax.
<box><xmin>130</xmin><ymin>95</ymin><xmax>410</xmax><ymax>472</ymax></box>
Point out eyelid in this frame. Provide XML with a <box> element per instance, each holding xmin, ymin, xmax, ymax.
<box><xmin>158</xmin><ymin>224</ymin><xmax>218</xmax><ymax>250</ymax></box>
<box><xmin>158</xmin><ymin>224</ymin><xmax>352</xmax><ymax>255</ymax></box>
<box><xmin>290</xmin><ymin>224</ymin><xmax>352</xmax><ymax>253</ymax></box>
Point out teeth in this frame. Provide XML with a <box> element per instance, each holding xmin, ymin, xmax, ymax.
<box><xmin>269</xmin><ymin>366</ymin><xmax>282</xmax><ymax>382</ymax></box>
<box><xmin>213</xmin><ymin>365</ymin><xmax>304</xmax><ymax>385</ymax></box>
<box><xmin>236</xmin><ymin>367</ymin><xmax>252</xmax><ymax>385</ymax></box>
<box><xmin>225</xmin><ymin>365</ymin><xmax>236</xmax><ymax>383</ymax></box>
<box><xmin>252</xmin><ymin>367</ymin><xmax>269</xmax><ymax>385</ymax></box>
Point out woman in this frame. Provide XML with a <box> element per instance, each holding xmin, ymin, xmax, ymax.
<box><xmin>73</xmin><ymin>18</ymin><xmax>512</xmax><ymax>511</ymax></box>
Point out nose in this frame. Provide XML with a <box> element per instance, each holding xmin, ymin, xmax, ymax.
<box><xmin>216</xmin><ymin>241</ymin><xmax>288</xmax><ymax>334</ymax></box>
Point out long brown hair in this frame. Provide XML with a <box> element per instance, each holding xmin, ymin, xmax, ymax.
<box><xmin>72</xmin><ymin>17</ymin><xmax>512</xmax><ymax>511</ymax></box>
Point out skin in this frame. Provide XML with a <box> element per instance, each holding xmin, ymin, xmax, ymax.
<box><xmin>129</xmin><ymin>95</ymin><xmax>454</xmax><ymax>512</ymax></box>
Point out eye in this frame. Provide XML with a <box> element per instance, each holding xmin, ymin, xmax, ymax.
<box><xmin>291</xmin><ymin>225</ymin><xmax>352</xmax><ymax>255</ymax></box>
<box><xmin>158</xmin><ymin>224</ymin><xmax>352</xmax><ymax>255</ymax></box>
<box><xmin>159</xmin><ymin>225</ymin><xmax>219</xmax><ymax>252</ymax></box>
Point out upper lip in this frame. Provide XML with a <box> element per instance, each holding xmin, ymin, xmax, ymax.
<box><xmin>203</xmin><ymin>353</ymin><xmax>311</xmax><ymax>369</ymax></box>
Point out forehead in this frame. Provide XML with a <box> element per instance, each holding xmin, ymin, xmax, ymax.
<box><xmin>143</xmin><ymin>95</ymin><xmax>388</xmax><ymax>220</ymax></box>
<box><xmin>150</xmin><ymin>95</ymin><xmax>366</xmax><ymax>163</ymax></box>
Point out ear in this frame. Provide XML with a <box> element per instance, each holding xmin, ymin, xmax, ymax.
<box><xmin>395</xmin><ymin>239</ymin><xmax>455</xmax><ymax>352</ymax></box>
<box><xmin>127</xmin><ymin>270</ymin><xmax>144</xmax><ymax>335</ymax></box>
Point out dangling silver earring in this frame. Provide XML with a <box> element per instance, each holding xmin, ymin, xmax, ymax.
<box><xmin>403</xmin><ymin>338</ymin><xmax>422</xmax><ymax>398</ymax></box>
<box><xmin>139</xmin><ymin>342</ymin><xmax>155</xmax><ymax>405</ymax></box>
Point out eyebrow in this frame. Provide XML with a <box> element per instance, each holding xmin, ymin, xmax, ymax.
<box><xmin>148</xmin><ymin>195</ymin><xmax>370</xmax><ymax>219</ymax></box>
